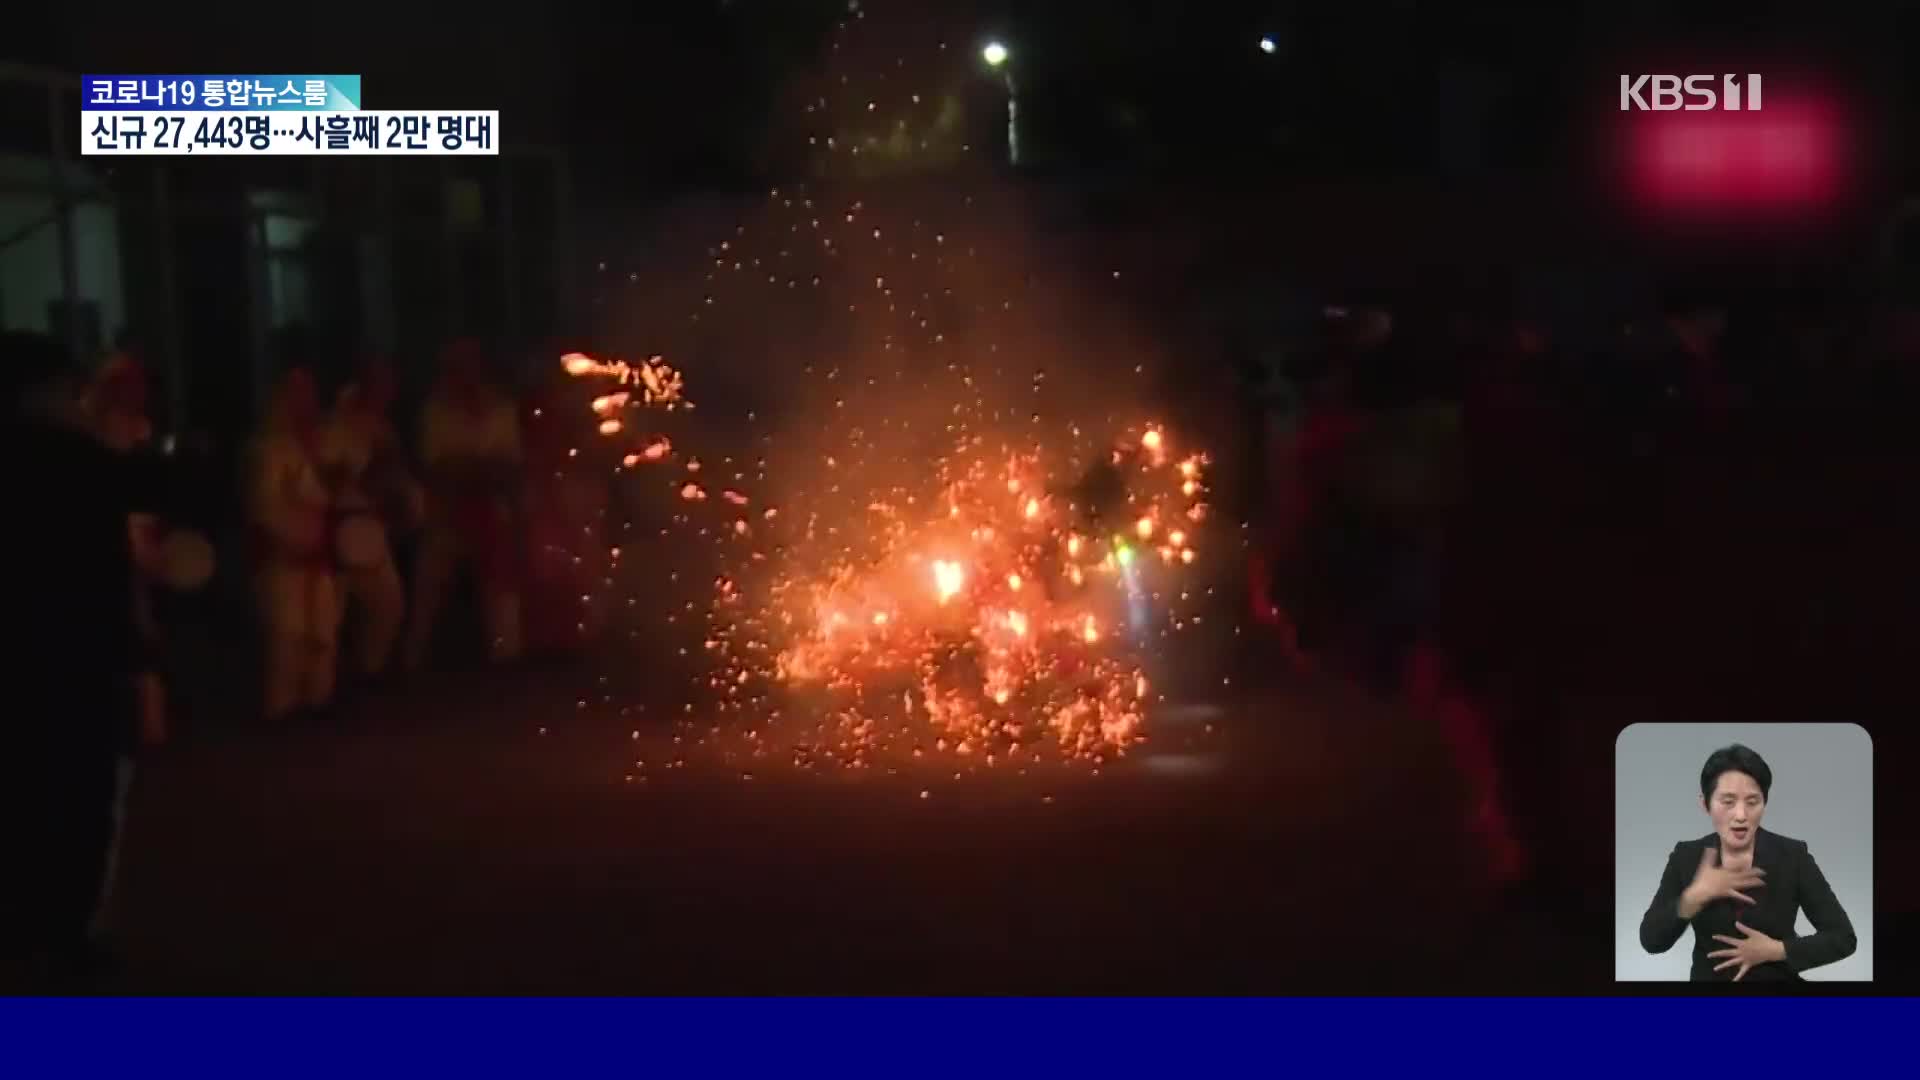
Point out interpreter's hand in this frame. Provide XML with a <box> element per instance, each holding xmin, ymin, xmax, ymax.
<box><xmin>1678</xmin><ymin>848</ymin><xmax>1765</xmax><ymax>919</ymax></box>
<box><xmin>1709</xmin><ymin>922</ymin><xmax>1787</xmax><ymax>981</ymax></box>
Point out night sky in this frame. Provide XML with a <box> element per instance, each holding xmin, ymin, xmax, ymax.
<box><xmin>13</xmin><ymin>0</ymin><xmax>1915</xmax><ymax>195</ymax></box>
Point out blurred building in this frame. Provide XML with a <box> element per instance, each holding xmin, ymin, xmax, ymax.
<box><xmin>0</xmin><ymin>63</ymin><xmax>576</xmax><ymax>440</ymax></box>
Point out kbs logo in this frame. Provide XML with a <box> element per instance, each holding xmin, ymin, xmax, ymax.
<box><xmin>1619</xmin><ymin>74</ymin><xmax>1763</xmax><ymax>111</ymax></box>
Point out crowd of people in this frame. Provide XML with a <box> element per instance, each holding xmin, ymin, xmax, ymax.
<box><xmin>171</xmin><ymin>338</ymin><xmax>615</xmax><ymax>727</ymax></box>
<box><xmin>5</xmin><ymin>330</ymin><xmax>616</xmax><ymax>985</ymax></box>
<box><xmin>1239</xmin><ymin>283</ymin><xmax>1920</xmax><ymax>900</ymax></box>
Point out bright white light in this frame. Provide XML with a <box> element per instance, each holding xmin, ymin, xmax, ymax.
<box><xmin>983</xmin><ymin>41</ymin><xmax>1009</xmax><ymax>67</ymax></box>
<box><xmin>1259</xmin><ymin>36</ymin><xmax>1277</xmax><ymax>54</ymax></box>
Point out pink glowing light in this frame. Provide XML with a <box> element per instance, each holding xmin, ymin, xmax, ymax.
<box><xmin>1626</xmin><ymin>99</ymin><xmax>1846</xmax><ymax>212</ymax></box>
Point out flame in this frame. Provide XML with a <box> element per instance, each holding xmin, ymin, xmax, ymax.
<box><xmin>932</xmin><ymin>560</ymin><xmax>966</xmax><ymax>604</ymax></box>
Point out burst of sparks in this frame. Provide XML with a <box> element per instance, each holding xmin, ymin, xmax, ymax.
<box><xmin>571</xmin><ymin>343</ymin><xmax>1212</xmax><ymax>771</ymax></box>
<box><xmin>562</xmin><ymin>352</ymin><xmax>688</xmax><ymax>408</ymax></box>
<box><xmin>573</xmin><ymin>15</ymin><xmax>1220</xmax><ymax>784</ymax></box>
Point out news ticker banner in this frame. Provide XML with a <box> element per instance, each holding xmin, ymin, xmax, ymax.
<box><xmin>85</xmin><ymin>75</ymin><xmax>363</xmax><ymax>110</ymax></box>
<box><xmin>0</xmin><ymin>999</ymin><xmax>1899</xmax><ymax>1076</ymax></box>
<box><xmin>81</xmin><ymin>74</ymin><xmax>494</xmax><ymax>156</ymax></box>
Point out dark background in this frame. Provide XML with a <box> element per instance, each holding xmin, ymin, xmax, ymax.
<box><xmin>7</xmin><ymin>0</ymin><xmax>1916</xmax><ymax>994</ymax></box>
<box><xmin>17</xmin><ymin>1</ymin><xmax>1916</xmax><ymax>197</ymax></box>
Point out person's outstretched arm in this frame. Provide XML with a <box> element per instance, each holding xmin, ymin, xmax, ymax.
<box><xmin>1784</xmin><ymin>844</ymin><xmax>1857</xmax><ymax>973</ymax></box>
<box><xmin>1640</xmin><ymin>843</ymin><xmax>1693</xmax><ymax>954</ymax></box>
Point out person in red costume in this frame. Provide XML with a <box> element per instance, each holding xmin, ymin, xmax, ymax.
<box><xmin>1256</xmin><ymin>311</ymin><xmax>1373</xmax><ymax>668</ymax></box>
<box><xmin>319</xmin><ymin>358</ymin><xmax>415</xmax><ymax>682</ymax></box>
<box><xmin>247</xmin><ymin>367</ymin><xmax>339</xmax><ymax>721</ymax></box>
<box><xmin>403</xmin><ymin>339</ymin><xmax>526</xmax><ymax>670</ymax></box>
<box><xmin>84</xmin><ymin>349</ymin><xmax>155</xmax><ymax>453</ymax></box>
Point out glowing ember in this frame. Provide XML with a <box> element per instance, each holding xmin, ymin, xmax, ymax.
<box><xmin>931</xmin><ymin>560</ymin><xmax>966</xmax><ymax>604</ymax></box>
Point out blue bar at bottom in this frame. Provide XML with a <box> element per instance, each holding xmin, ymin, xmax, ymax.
<box><xmin>0</xmin><ymin>998</ymin><xmax>1903</xmax><ymax>1076</ymax></box>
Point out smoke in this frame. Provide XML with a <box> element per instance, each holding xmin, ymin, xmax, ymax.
<box><xmin>581</xmin><ymin>3</ymin><xmax>1201</xmax><ymax>665</ymax></box>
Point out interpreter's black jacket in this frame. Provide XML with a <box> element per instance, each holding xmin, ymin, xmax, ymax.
<box><xmin>1640</xmin><ymin>827</ymin><xmax>1858</xmax><ymax>982</ymax></box>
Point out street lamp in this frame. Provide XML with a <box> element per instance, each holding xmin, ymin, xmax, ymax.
<box><xmin>1258</xmin><ymin>36</ymin><xmax>1277</xmax><ymax>55</ymax></box>
<box><xmin>980</xmin><ymin>41</ymin><xmax>1017</xmax><ymax>165</ymax></box>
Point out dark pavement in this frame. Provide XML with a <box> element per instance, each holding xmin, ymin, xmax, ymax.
<box><xmin>98</xmin><ymin>656</ymin><xmax>1590</xmax><ymax>993</ymax></box>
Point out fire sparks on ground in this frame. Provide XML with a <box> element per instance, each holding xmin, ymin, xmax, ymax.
<box><xmin>565</xmin><ymin>340</ymin><xmax>1211</xmax><ymax>775</ymax></box>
